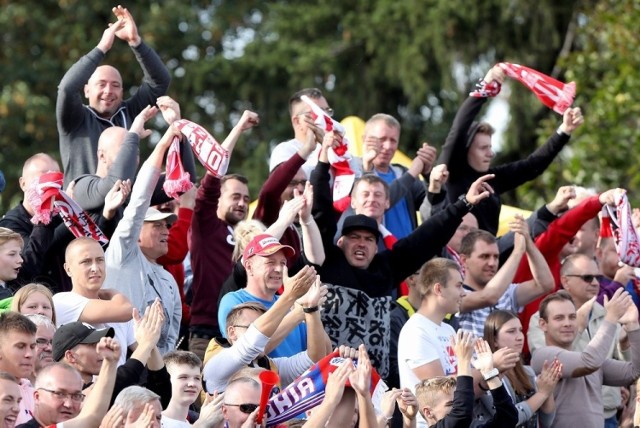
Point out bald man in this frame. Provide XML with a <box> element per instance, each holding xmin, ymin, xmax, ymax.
<box><xmin>0</xmin><ymin>153</ymin><xmax>69</xmax><ymax>291</ymax></box>
<box><xmin>222</xmin><ymin>377</ymin><xmax>261</xmax><ymax>428</ymax></box>
<box><xmin>56</xmin><ymin>5</ymin><xmax>170</xmax><ymax>186</ymax></box>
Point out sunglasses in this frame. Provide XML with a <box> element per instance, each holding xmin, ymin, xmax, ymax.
<box><xmin>564</xmin><ymin>274</ymin><xmax>603</xmax><ymax>283</ymax></box>
<box><xmin>224</xmin><ymin>403</ymin><xmax>259</xmax><ymax>414</ymax></box>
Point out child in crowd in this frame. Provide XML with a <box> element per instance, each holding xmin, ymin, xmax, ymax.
<box><xmin>10</xmin><ymin>283</ymin><xmax>56</xmax><ymax>324</ymax></box>
<box><xmin>162</xmin><ymin>350</ymin><xmax>224</xmax><ymax>427</ymax></box>
<box><xmin>415</xmin><ymin>330</ymin><xmax>518</xmax><ymax>428</ymax></box>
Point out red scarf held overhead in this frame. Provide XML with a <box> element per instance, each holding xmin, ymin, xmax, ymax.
<box><xmin>300</xmin><ymin>95</ymin><xmax>355</xmax><ymax>213</ymax></box>
<box><xmin>469</xmin><ymin>62</ymin><xmax>576</xmax><ymax>115</ymax></box>
<box><xmin>27</xmin><ymin>172</ymin><xmax>108</xmax><ymax>245</ymax></box>
<box><xmin>173</xmin><ymin>119</ymin><xmax>231</xmax><ymax>178</ymax></box>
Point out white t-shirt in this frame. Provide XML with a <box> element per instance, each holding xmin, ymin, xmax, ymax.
<box><xmin>52</xmin><ymin>291</ymin><xmax>135</xmax><ymax>366</ymax></box>
<box><xmin>269</xmin><ymin>138</ymin><xmax>320</xmax><ymax>177</ymax></box>
<box><xmin>398</xmin><ymin>313</ymin><xmax>457</xmax><ymax>428</ymax></box>
<box><xmin>161</xmin><ymin>415</ymin><xmax>191</xmax><ymax>427</ymax></box>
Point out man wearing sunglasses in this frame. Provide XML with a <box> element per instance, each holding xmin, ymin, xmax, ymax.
<box><xmin>222</xmin><ymin>377</ymin><xmax>261</xmax><ymax>428</ymax></box>
<box><xmin>528</xmin><ymin>253</ymin><xmax>630</xmax><ymax>427</ymax></box>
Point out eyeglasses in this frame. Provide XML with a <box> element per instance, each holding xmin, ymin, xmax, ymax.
<box><xmin>224</xmin><ymin>403</ymin><xmax>259</xmax><ymax>414</ymax></box>
<box><xmin>232</xmin><ymin>325</ymin><xmax>249</xmax><ymax>329</ymax></box>
<box><xmin>564</xmin><ymin>274</ymin><xmax>603</xmax><ymax>283</ymax></box>
<box><xmin>38</xmin><ymin>388</ymin><xmax>85</xmax><ymax>402</ymax></box>
<box><xmin>287</xmin><ymin>179</ymin><xmax>307</xmax><ymax>188</ymax></box>
<box><xmin>35</xmin><ymin>338</ymin><xmax>53</xmax><ymax>348</ymax></box>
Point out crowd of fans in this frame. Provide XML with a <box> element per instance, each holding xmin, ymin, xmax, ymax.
<box><xmin>2</xmin><ymin>5</ymin><xmax>640</xmax><ymax>428</ymax></box>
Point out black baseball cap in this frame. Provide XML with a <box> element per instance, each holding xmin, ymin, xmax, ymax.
<box><xmin>53</xmin><ymin>322</ymin><xmax>115</xmax><ymax>362</ymax></box>
<box><xmin>341</xmin><ymin>215</ymin><xmax>380</xmax><ymax>240</ymax></box>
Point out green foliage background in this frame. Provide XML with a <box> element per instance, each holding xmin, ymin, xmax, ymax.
<box><xmin>1</xmin><ymin>0</ymin><xmax>638</xmax><ymax>213</ymax></box>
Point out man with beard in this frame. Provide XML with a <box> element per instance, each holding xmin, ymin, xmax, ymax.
<box><xmin>189</xmin><ymin>111</ymin><xmax>259</xmax><ymax>361</ymax></box>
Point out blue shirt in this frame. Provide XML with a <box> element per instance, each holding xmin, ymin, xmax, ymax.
<box><xmin>376</xmin><ymin>169</ymin><xmax>413</xmax><ymax>239</ymax></box>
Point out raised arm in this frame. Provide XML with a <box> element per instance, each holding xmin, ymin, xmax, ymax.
<box><xmin>105</xmin><ymin>124</ymin><xmax>179</xmax><ymax>266</ymax></box>
<box><xmin>65</xmin><ymin>337</ymin><xmax>120</xmax><ymax>428</ymax></box>
<box><xmin>293</xmin><ymin>277</ymin><xmax>330</xmax><ymax>362</ymax></box>
<box><xmin>112</xmin><ymin>6</ymin><xmax>171</xmax><ymax>113</ymax></box>
<box><xmin>73</xmin><ymin>106</ymin><xmax>154</xmax><ymax>211</ymax></box>
<box><xmin>389</xmin><ymin>174</ymin><xmax>496</xmax><ymax>283</ymax></box>
<box><xmin>460</xmin><ymin>214</ymin><xmax>527</xmax><ymax>312</ymax></box>
<box><xmin>489</xmin><ymin>107</ymin><xmax>583</xmax><ymax>194</ymax></box>
<box><xmin>157</xmin><ymin>187</ymin><xmax>195</xmax><ymax>265</ymax></box>
<box><xmin>473</xmin><ymin>339</ymin><xmax>518</xmax><ymax>428</ymax></box>
<box><xmin>310</xmin><ymin>132</ymin><xmax>341</xmax><ymax>243</ymax></box>
<box><xmin>436</xmin><ymin>66</ymin><xmax>504</xmax><ymax>171</ymax></box>
<box><xmin>254</xmin><ymin>127</ymin><xmax>317</xmax><ymax>226</ymax></box>
<box><xmin>602</xmin><ymin>302</ymin><xmax>640</xmax><ymax>386</ymax></box>
<box><xmin>217</xmin><ymin>110</ymin><xmax>259</xmax><ymax>161</ymax></box>
<box><xmin>303</xmin><ymin>359</ymin><xmax>353</xmax><ymax>428</ymax></box>
<box><xmin>56</xmin><ymin>19</ymin><xmax>125</xmax><ymax>134</ymax></box>
<box><xmin>298</xmin><ymin>182</ymin><xmax>325</xmax><ymax>266</ymax></box>
<box><xmin>350</xmin><ymin>345</ymin><xmax>379</xmax><ymax>428</ymax></box>
<box><xmin>513</xmin><ymin>216</ymin><xmax>555</xmax><ymax>306</ymax></box>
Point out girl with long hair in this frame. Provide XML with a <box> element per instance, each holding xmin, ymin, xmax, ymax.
<box><xmin>477</xmin><ymin>310</ymin><xmax>561</xmax><ymax>427</ymax></box>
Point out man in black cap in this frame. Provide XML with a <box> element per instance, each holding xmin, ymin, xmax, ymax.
<box><xmin>53</xmin><ymin>300</ymin><xmax>171</xmax><ymax>406</ymax></box>
<box><xmin>313</xmin><ymin>166</ymin><xmax>494</xmax><ymax>379</ymax></box>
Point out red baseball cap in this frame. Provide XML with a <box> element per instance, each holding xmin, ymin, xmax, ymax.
<box><xmin>243</xmin><ymin>233</ymin><xmax>295</xmax><ymax>264</ymax></box>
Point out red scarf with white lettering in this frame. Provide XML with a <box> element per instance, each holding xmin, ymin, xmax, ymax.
<box><xmin>604</xmin><ymin>189</ymin><xmax>640</xmax><ymax>267</ymax></box>
<box><xmin>174</xmin><ymin>119</ymin><xmax>231</xmax><ymax>178</ymax></box>
<box><xmin>469</xmin><ymin>63</ymin><xmax>576</xmax><ymax>115</ymax></box>
<box><xmin>301</xmin><ymin>95</ymin><xmax>355</xmax><ymax>212</ymax></box>
<box><xmin>162</xmin><ymin>136</ymin><xmax>193</xmax><ymax>199</ymax></box>
<box><xmin>27</xmin><ymin>172</ymin><xmax>108</xmax><ymax>244</ymax></box>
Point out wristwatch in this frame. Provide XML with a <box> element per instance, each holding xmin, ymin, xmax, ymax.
<box><xmin>482</xmin><ymin>368</ymin><xmax>500</xmax><ymax>381</ymax></box>
<box><xmin>458</xmin><ymin>194</ymin><xmax>474</xmax><ymax>211</ymax></box>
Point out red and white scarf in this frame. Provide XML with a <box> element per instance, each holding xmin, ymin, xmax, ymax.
<box><xmin>162</xmin><ymin>137</ymin><xmax>193</xmax><ymax>200</ymax></box>
<box><xmin>301</xmin><ymin>95</ymin><xmax>355</xmax><ymax>212</ymax></box>
<box><xmin>174</xmin><ymin>119</ymin><xmax>231</xmax><ymax>178</ymax></box>
<box><xmin>604</xmin><ymin>189</ymin><xmax>640</xmax><ymax>267</ymax></box>
<box><xmin>499</xmin><ymin>63</ymin><xmax>576</xmax><ymax>114</ymax></box>
<box><xmin>27</xmin><ymin>172</ymin><xmax>108</xmax><ymax>245</ymax></box>
<box><xmin>469</xmin><ymin>63</ymin><xmax>576</xmax><ymax>115</ymax></box>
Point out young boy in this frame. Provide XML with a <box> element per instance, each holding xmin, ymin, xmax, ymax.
<box><xmin>415</xmin><ymin>332</ymin><xmax>518</xmax><ymax>428</ymax></box>
<box><xmin>162</xmin><ymin>351</ymin><xmax>203</xmax><ymax>427</ymax></box>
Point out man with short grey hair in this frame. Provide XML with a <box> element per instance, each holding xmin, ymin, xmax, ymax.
<box><xmin>222</xmin><ymin>377</ymin><xmax>261</xmax><ymax>428</ymax></box>
<box><xmin>113</xmin><ymin>386</ymin><xmax>162</xmax><ymax>427</ymax></box>
<box><xmin>24</xmin><ymin>314</ymin><xmax>56</xmax><ymax>381</ymax></box>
